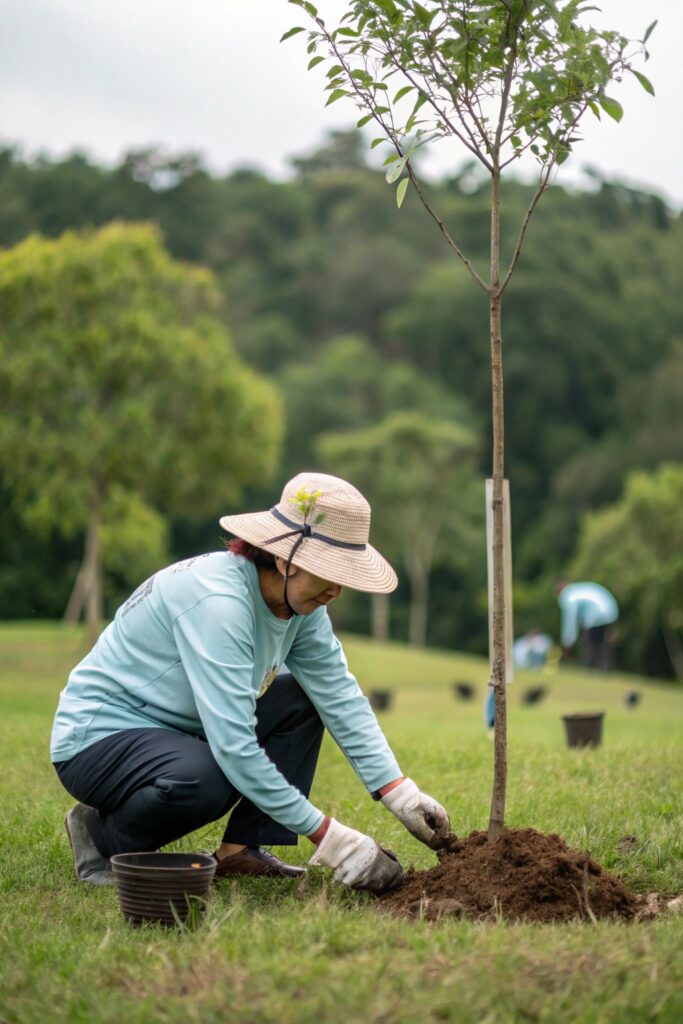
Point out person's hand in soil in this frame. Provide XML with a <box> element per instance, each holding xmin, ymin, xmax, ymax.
<box><xmin>307</xmin><ymin>817</ymin><xmax>403</xmax><ymax>893</ymax></box>
<box><xmin>380</xmin><ymin>777</ymin><xmax>452</xmax><ymax>850</ymax></box>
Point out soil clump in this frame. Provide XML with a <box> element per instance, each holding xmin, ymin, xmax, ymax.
<box><xmin>378</xmin><ymin>827</ymin><xmax>639</xmax><ymax>923</ymax></box>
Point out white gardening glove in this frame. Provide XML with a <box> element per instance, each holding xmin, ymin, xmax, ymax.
<box><xmin>308</xmin><ymin>818</ymin><xmax>403</xmax><ymax>894</ymax></box>
<box><xmin>381</xmin><ymin>778</ymin><xmax>451</xmax><ymax>850</ymax></box>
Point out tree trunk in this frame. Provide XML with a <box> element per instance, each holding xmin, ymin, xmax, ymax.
<box><xmin>63</xmin><ymin>505</ymin><xmax>103</xmax><ymax>648</ymax></box>
<box><xmin>371</xmin><ymin>593</ymin><xmax>390</xmax><ymax>642</ymax></box>
<box><xmin>84</xmin><ymin>508</ymin><xmax>103</xmax><ymax>648</ymax></box>
<box><xmin>488</xmin><ymin>170</ymin><xmax>508</xmax><ymax>841</ymax></box>
<box><xmin>406</xmin><ymin>551</ymin><xmax>429</xmax><ymax>647</ymax></box>
<box><xmin>63</xmin><ymin>563</ymin><xmax>89</xmax><ymax>625</ymax></box>
<box><xmin>662</xmin><ymin>625</ymin><xmax>683</xmax><ymax>680</ymax></box>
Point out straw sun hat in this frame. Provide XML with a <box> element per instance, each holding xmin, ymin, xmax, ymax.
<box><xmin>219</xmin><ymin>472</ymin><xmax>397</xmax><ymax>594</ymax></box>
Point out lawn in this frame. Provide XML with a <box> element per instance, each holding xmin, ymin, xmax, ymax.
<box><xmin>0</xmin><ymin>622</ymin><xmax>681</xmax><ymax>1024</ymax></box>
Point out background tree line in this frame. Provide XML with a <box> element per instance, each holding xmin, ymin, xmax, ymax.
<box><xmin>0</xmin><ymin>132</ymin><xmax>681</xmax><ymax>675</ymax></box>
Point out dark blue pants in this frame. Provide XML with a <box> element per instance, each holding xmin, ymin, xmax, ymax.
<box><xmin>54</xmin><ymin>673</ymin><xmax>324</xmax><ymax>858</ymax></box>
<box><xmin>580</xmin><ymin>625</ymin><xmax>615</xmax><ymax>671</ymax></box>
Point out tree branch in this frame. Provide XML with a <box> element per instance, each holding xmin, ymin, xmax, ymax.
<box><xmin>493</xmin><ymin>8</ymin><xmax>518</xmax><ymax>159</ymax></box>
<box><xmin>499</xmin><ymin>134</ymin><xmax>537</xmax><ymax>170</ymax></box>
<box><xmin>501</xmin><ymin>91</ymin><xmax>593</xmax><ymax>292</ymax></box>
<box><xmin>312</xmin><ymin>19</ymin><xmax>489</xmax><ymax>292</ymax></box>
<box><xmin>426</xmin><ymin>46</ymin><xmax>490</xmax><ymax>157</ymax></box>
<box><xmin>499</xmin><ymin>166</ymin><xmax>552</xmax><ymax>294</ymax></box>
<box><xmin>405</xmin><ymin>160</ymin><xmax>490</xmax><ymax>292</ymax></box>
<box><xmin>384</xmin><ymin>49</ymin><xmax>494</xmax><ymax>172</ymax></box>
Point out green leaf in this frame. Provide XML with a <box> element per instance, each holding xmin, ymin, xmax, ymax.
<box><xmin>357</xmin><ymin>114</ymin><xmax>373</xmax><ymax>128</ymax></box>
<box><xmin>288</xmin><ymin>0</ymin><xmax>318</xmax><ymax>16</ymax></box>
<box><xmin>327</xmin><ymin>65</ymin><xmax>344</xmax><ymax>78</ymax></box>
<box><xmin>643</xmin><ymin>19</ymin><xmax>657</xmax><ymax>44</ymax></box>
<box><xmin>393</xmin><ymin>85</ymin><xmax>414</xmax><ymax>103</ymax></box>
<box><xmin>599</xmin><ymin>95</ymin><xmax>623</xmax><ymax>122</ymax></box>
<box><xmin>413</xmin><ymin>92</ymin><xmax>428</xmax><ymax>114</ymax></box>
<box><xmin>631</xmin><ymin>69</ymin><xmax>655</xmax><ymax>96</ymax></box>
<box><xmin>413</xmin><ymin>3</ymin><xmax>434</xmax><ymax>30</ymax></box>
<box><xmin>280</xmin><ymin>26</ymin><xmax>305</xmax><ymax>42</ymax></box>
<box><xmin>325</xmin><ymin>89</ymin><xmax>347</xmax><ymax>106</ymax></box>
<box><xmin>307</xmin><ymin>55</ymin><xmax>325</xmax><ymax>70</ymax></box>
<box><xmin>405</xmin><ymin>94</ymin><xmax>428</xmax><ymax>135</ymax></box>
<box><xmin>511</xmin><ymin>135</ymin><xmax>522</xmax><ymax>148</ymax></box>
<box><xmin>370</xmin><ymin>137</ymin><xmax>387</xmax><ymax>149</ymax></box>
<box><xmin>443</xmin><ymin>36</ymin><xmax>467</xmax><ymax>61</ymax></box>
<box><xmin>386</xmin><ymin>156</ymin><xmax>408</xmax><ymax>184</ymax></box>
<box><xmin>396</xmin><ymin>178</ymin><xmax>409</xmax><ymax>208</ymax></box>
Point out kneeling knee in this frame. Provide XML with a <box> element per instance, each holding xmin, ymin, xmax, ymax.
<box><xmin>154</xmin><ymin>765</ymin><xmax>233</xmax><ymax>818</ymax></box>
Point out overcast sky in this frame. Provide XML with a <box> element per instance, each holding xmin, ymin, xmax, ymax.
<box><xmin>1</xmin><ymin>0</ymin><xmax>680</xmax><ymax>205</ymax></box>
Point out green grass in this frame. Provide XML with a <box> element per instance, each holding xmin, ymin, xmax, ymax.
<box><xmin>1</xmin><ymin>621</ymin><xmax>681</xmax><ymax>1024</ymax></box>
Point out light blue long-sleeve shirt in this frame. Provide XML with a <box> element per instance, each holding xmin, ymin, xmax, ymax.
<box><xmin>558</xmin><ymin>581</ymin><xmax>619</xmax><ymax>648</ymax></box>
<box><xmin>50</xmin><ymin>552</ymin><xmax>401</xmax><ymax>836</ymax></box>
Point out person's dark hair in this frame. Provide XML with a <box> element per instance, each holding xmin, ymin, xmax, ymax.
<box><xmin>225</xmin><ymin>537</ymin><xmax>278</xmax><ymax>571</ymax></box>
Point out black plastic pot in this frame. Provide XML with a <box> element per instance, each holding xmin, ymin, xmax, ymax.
<box><xmin>522</xmin><ymin>685</ymin><xmax>547</xmax><ymax>706</ymax></box>
<box><xmin>453</xmin><ymin>681</ymin><xmax>475</xmax><ymax>701</ymax></box>
<box><xmin>369</xmin><ymin>689</ymin><xmax>393</xmax><ymax>712</ymax></box>
<box><xmin>562</xmin><ymin>712</ymin><xmax>605</xmax><ymax>749</ymax></box>
<box><xmin>111</xmin><ymin>852</ymin><xmax>216</xmax><ymax>927</ymax></box>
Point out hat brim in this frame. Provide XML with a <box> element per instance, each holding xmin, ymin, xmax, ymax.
<box><xmin>219</xmin><ymin>511</ymin><xmax>398</xmax><ymax>594</ymax></box>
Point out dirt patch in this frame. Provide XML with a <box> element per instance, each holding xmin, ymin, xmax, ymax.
<box><xmin>638</xmin><ymin>891</ymin><xmax>683</xmax><ymax>919</ymax></box>
<box><xmin>377</xmin><ymin>827</ymin><xmax>640</xmax><ymax>923</ymax></box>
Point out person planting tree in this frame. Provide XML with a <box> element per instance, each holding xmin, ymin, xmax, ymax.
<box><xmin>52</xmin><ymin>472</ymin><xmax>450</xmax><ymax>891</ymax></box>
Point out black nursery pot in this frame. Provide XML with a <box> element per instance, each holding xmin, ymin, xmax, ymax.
<box><xmin>369</xmin><ymin>689</ymin><xmax>393</xmax><ymax>712</ymax></box>
<box><xmin>562</xmin><ymin>712</ymin><xmax>605</xmax><ymax>749</ymax></box>
<box><xmin>522</xmin><ymin>686</ymin><xmax>547</xmax><ymax>706</ymax></box>
<box><xmin>111</xmin><ymin>852</ymin><xmax>217</xmax><ymax>927</ymax></box>
<box><xmin>453</xmin><ymin>681</ymin><xmax>475</xmax><ymax>701</ymax></box>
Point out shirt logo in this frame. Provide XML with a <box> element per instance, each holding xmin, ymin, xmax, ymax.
<box><xmin>122</xmin><ymin>575</ymin><xmax>156</xmax><ymax>616</ymax></box>
<box><xmin>258</xmin><ymin>664</ymin><xmax>280</xmax><ymax>699</ymax></box>
<box><xmin>168</xmin><ymin>554</ymin><xmax>212</xmax><ymax>574</ymax></box>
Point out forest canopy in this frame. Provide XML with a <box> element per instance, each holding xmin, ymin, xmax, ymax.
<box><xmin>0</xmin><ymin>135</ymin><xmax>680</xmax><ymax>676</ymax></box>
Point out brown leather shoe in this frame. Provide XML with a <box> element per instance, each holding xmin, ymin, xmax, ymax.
<box><xmin>213</xmin><ymin>846</ymin><xmax>306</xmax><ymax>879</ymax></box>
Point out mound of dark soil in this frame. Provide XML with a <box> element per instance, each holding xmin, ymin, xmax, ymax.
<box><xmin>378</xmin><ymin>828</ymin><xmax>639</xmax><ymax>923</ymax></box>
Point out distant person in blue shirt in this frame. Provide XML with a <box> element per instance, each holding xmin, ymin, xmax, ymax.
<box><xmin>53</xmin><ymin>473</ymin><xmax>450</xmax><ymax>891</ymax></box>
<box><xmin>513</xmin><ymin>629</ymin><xmax>553</xmax><ymax>670</ymax></box>
<box><xmin>556</xmin><ymin>578</ymin><xmax>619</xmax><ymax>671</ymax></box>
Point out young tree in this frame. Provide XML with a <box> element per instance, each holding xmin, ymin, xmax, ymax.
<box><xmin>285</xmin><ymin>0</ymin><xmax>654</xmax><ymax>837</ymax></box>
<box><xmin>318</xmin><ymin>409</ymin><xmax>480</xmax><ymax>645</ymax></box>
<box><xmin>0</xmin><ymin>222</ymin><xmax>282</xmax><ymax>644</ymax></box>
